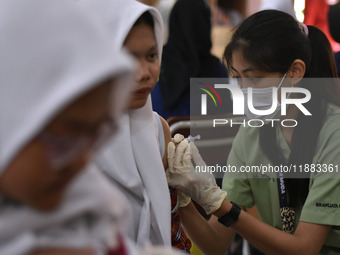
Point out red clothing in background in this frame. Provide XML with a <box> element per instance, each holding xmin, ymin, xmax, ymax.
<box><xmin>304</xmin><ymin>0</ymin><xmax>340</xmax><ymax>51</ymax></box>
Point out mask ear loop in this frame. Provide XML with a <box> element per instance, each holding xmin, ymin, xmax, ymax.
<box><xmin>278</xmin><ymin>72</ymin><xmax>296</xmax><ymax>101</ymax></box>
<box><xmin>277</xmin><ymin>72</ymin><xmax>289</xmax><ymax>104</ymax></box>
<box><xmin>277</xmin><ymin>73</ymin><xmax>287</xmax><ymax>89</ymax></box>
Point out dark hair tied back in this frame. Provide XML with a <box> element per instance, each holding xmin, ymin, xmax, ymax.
<box><xmin>224</xmin><ymin>10</ymin><xmax>339</xmax><ymax>208</ymax></box>
<box><xmin>223</xmin><ymin>10</ymin><xmax>311</xmax><ymax>75</ymax></box>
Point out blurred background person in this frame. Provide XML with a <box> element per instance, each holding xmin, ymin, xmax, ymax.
<box><xmin>259</xmin><ymin>0</ymin><xmax>296</xmax><ymax>18</ymax></box>
<box><xmin>304</xmin><ymin>0</ymin><xmax>340</xmax><ymax>52</ymax></box>
<box><xmin>152</xmin><ymin>0</ymin><xmax>230</xmax><ymax>119</ymax></box>
<box><xmin>0</xmin><ymin>0</ymin><xmax>136</xmax><ymax>254</ymax></box>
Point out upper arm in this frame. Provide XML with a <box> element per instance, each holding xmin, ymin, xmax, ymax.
<box><xmin>159</xmin><ymin>115</ymin><xmax>171</xmax><ymax>169</ymax></box>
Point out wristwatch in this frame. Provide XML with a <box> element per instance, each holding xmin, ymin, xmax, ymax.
<box><xmin>218</xmin><ymin>202</ymin><xmax>241</xmax><ymax>227</ymax></box>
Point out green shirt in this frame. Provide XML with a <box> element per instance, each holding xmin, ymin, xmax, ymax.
<box><xmin>222</xmin><ymin>103</ymin><xmax>340</xmax><ymax>254</ymax></box>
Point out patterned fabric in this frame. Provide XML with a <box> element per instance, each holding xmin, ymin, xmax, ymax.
<box><xmin>107</xmin><ymin>235</ymin><xmax>127</xmax><ymax>255</ymax></box>
<box><xmin>170</xmin><ymin>188</ymin><xmax>192</xmax><ymax>253</ymax></box>
<box><xmin>280</xmin><ymin>207</ymin><xmax>296</xmax><ymax>234</ymax></box>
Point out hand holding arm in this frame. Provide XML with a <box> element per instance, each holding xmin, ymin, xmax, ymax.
<box><xmin>167</xmin><ymin>139</ymin><xmax>227</xmax><ymax>214</ymax></box>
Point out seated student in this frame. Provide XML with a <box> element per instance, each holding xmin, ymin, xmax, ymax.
<box><xmin>167</xmin><ymin>10</ymin><xmax>340</xmax><ymax>255</ymax></box>
<box><xmin>77</xmin><ymin>0</ymin><xmax>191</xmax><ymax>252</ymax></box>
<box><xmin>0</xmin><ymin>0</ymin><xmax>136</xmax><ymax>254</ymax></box>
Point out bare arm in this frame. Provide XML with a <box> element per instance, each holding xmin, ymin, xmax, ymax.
<box><xmin>159</xmin><ymin>115</ymin><xmax>171</xmax><ymax>170</ymax></box>
<box><xmin>213</xmin><ymin>199</ymin><xmax>331</xmax><ymax>255</ymax></box>
<box><xmin>178</xmin><ymin>201</ymin><xmax>234</xmax><ymax>255</ymax></box>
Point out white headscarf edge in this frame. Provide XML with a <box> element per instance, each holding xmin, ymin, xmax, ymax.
<box><xmin>0</xmin><ymin>1</ymin><xmax>135</xmax><ymax>172</ymax></box>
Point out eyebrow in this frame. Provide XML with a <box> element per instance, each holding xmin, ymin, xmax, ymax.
<box><xmin>130</xmin><ymin>45</ymin><xmax>158</xmax><ymax>57</ymax></box>
<box><xmin>231</xmin><ymin>66</ymin><xmax>258</xmax><ymax>74</ymax></box>
<box><xmin>148</xmin><ymin>45</ymin><xmax>158</xmax><ymax>52</ymax></box>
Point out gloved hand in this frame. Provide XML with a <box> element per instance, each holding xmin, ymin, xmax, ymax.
<box><xmin>168</xmin><ymin>134</ymin><xmax>191</xmax><ymax>208</ymax></box>
<box><xmin>167</xmin><ymin>138</ymin><xmax>227</xmax><ymax>215</ymax></box>
<box><xmin>177</xmin><ymin>191</ymin><xmax>191</xmax><ymax>208</ymax></box>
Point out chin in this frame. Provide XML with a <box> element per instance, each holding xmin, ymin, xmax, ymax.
<box><xmin>128</xmin><ymin>98</ymin><xmax>148</xmax><ymax>109</ymax></box>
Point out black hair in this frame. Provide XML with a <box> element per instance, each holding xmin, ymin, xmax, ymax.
<box><xmin>133</xmin><ymin>11</ymin><xmax>154</xmax><ymax>30</ymax></box>
<box><xmin>328</xmin><ymin>2</ymin><xmax>340</xmax><ymax>43</ymax></box>
<box><xmin>223</xmin><ymin>10</ymin><xmax>340</xmax><ymax>208</ymax></box>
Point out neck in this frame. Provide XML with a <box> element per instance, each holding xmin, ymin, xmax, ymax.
<box><xmin>279</xmin><ymin>105</ymin><xmax>299</xmax><ymax>146</ymax></box>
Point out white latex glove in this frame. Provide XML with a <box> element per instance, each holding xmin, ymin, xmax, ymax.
<box><xmin>172</xmin><ymin>133</ymin><xmax>185</xmax><ymax>143</ymax></box>
<box><xmin>177</xmin><ymin>191</ymin><xmax>191</xmax><ymax>208</ymax></box>
<box><xmin>168</xmin><ymin>134</ymin><xmax>191</xmax><ymax>208</ymax></box>
<box><xmin>167</xmin><ymin>139</ymin><xmax>227</xmax><ymax>215</ymax></box>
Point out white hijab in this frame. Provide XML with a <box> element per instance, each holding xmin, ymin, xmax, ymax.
<box><xmin>0</xmin><ymin>0</ymin><xmax>135</xmax><ymax>254</ymax></box>
<box><xmin>78</xmin><ymin>0</ymin><xmax>171</xmax><ymax>247</ymax></box>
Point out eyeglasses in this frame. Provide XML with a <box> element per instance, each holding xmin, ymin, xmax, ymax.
<box><xmin>38</xmin><ymin>117</ymin><xmax>118</xmax><ymax>170</ymax></box>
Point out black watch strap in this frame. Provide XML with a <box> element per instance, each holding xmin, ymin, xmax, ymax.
<box><xmin>218</xmin><ymin>202</ymin><xmax>241</xmax><ymax>227</ymax></box>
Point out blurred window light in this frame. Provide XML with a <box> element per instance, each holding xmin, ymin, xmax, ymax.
<box><xmin>294</xmin><ymin>0</ymin><xmax>305</xmax><ymax>22</ymax></box>
<box><xmin>327</xmin><ymin>0</ymin><xmax>339</xmax><ymax>5</ymax></box>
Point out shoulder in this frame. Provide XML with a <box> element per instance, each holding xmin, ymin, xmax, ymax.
<box><xmin>154</xmin><ymin>113</ymin><xmax>171</xmax><ymax>169</ymax></box>
<box><xmin>159</xmin><ymin>115</ymin><xmax>171</xmax><ymax>146</ymax></box>
<box><xmin>318</xmin><ymin>103</ymin><xmax>340</xmax><ymax>143</ymax></box>
<box><xmin>324</xmin><ymin>103</ymin><xmax>340</xmax><ymax>125</ymax></box>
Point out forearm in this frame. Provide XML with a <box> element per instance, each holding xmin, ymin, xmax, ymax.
<box><xmin>214</xmin><ymin>200</ymin><xmax>329</xmax><ymax>255</ymax></box>
<box><xmin>178</xmin><ymin>201</ymin><xmax>234</xmax><ymax>255</ymax></box>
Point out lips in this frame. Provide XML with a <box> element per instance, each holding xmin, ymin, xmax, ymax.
<box><xmin>133</xmin><ymin>87</ymin><xmax>152</xmax><ymax>99</ymax></box>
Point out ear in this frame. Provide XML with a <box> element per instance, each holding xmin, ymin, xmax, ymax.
<box><xmin>287</xmin><ymin>59</ymin><xmax>306</xmax><ymax>85</ymax></box>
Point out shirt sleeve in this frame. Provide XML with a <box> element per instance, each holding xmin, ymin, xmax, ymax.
<box><xmin>300</xmin><ymin>126</ymin><xmax>340</xmax><ymax>226</ymax></box>
<box><xmin>222</xmin><ymin>126</ymin><xmax>255</xmax><ymax>209</ymax></box>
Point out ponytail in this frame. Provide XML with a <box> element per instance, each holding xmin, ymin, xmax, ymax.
<box><xmin>271</xmin><ymin>26</ymin><xmax>339</xmax><ymax>207</ymax></box>
<box><xmin>305</xmin><ymin>26</ymin><xmax>338</xmax><ymax>78</ymax></box>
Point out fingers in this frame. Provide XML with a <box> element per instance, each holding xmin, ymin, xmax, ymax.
<box><xmin>174</xmin><ymin>139</ymin><xmax>189</xmax><ymax>168</ymax></box>
<box><xmin>190</xmin><ymin>141</ymin><xmax>205</xmax><ymax>167</ymax></box>
<box><xmin>166</xmin><ymin>168</ymin><xmax>175</xmax><ymax>187</ymax></box>
<box><xmin>172</xmin><ymin>133</ymin><xmax>184</xmax><ymax>144</ymax></box>
<box><xmin>167</xmin><ymin>141</ymin><xmax>175</xmax><ymax>172</ymax></box>
<box><xmin>178</xmin><ymin>191</ymin><xmax>191</xmax><ymax>207</ymax></box>
<box><xmin>183</xmin><ymin>143</ymin><xmax>192</xmax><ymax>168</ymax></box>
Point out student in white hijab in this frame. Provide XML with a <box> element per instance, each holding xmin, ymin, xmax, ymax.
<box><xmin>78</xmin><ymin>0</ymin><xmax>176</xmax><ymax>248</ymax></box>
<box><xmin>137</xmin><ymin>0</ymin><xmax>177</xmax><ymax>44</ymax></box>
<box><xmin>0</xmin><ymin>0</ymin><xmax>136</xmax><ymax>254</ymax></box>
